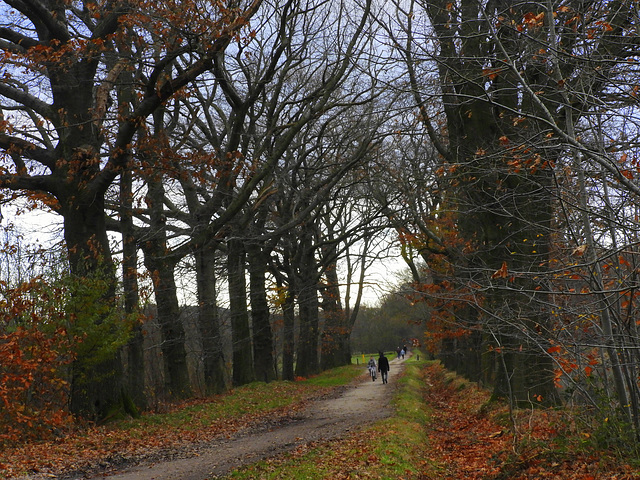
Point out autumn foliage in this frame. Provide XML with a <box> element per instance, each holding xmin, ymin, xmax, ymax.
<box><xmin>420</xmin><ymin>362</ymin><xmax>638</xmax><ymax>480</ymax></box>
<box><xmin>0</xmin><ymin>279</ymin><xmax>74</xmax><ymax>446</ymax></box>
<box><xmin>397</xmin><ymin>211</ymin><xmax>476</xmax><ymax>354</ymax></box>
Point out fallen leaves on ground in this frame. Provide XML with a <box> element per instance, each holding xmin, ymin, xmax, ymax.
<box><xmin>205</xmin><ymin>362</ymin><xmax>640</xmax><ymax>480</ymax></box>
<box><xmin>421</xmin><ymin>362</ymin><xmax>638</xmax><ymax>479</ymax></box>
<box><xmin>3</xmin><ymin>363</ymin><xmax>640</xmax><ymax>480</ymax></box>
<box><xmin>0</xmin><ymin>382</ymin><xmax>330</xmax><ymax>479</ymax></box>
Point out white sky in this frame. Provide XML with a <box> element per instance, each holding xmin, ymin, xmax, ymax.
<box><xmin>2</xmin><ymin>206</ymin><xmax>406</xmax><ymax>307</ymax></box>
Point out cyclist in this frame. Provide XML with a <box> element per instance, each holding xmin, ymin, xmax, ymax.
<box><xmin>367</xmin><ymin>356</ymin><xmax>377</xmax><ymax>381</ymax></box>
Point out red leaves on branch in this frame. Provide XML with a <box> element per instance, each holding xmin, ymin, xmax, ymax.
<box><xmin>0</xmin><ymin>280</ymin><xmax>74</xmax><ymax>447</ymax></box>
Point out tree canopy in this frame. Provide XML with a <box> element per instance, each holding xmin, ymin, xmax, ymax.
<box><xmin>2</xmin><ymin>0</ymin><xmax>640</xmax><ymax>448</ymax></box>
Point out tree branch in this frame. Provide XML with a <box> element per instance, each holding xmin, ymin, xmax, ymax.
<box><xmin>0</xmin><ymin>134</ymin><xmax>56</xmax><ymax>170</ymax></box>
<box><xmin>0</xmin><ymin>82</ymin><xmax>54</xmax><ymax>121</ymax></box>
<box><xmin>5</xmin><ymin>0</ymin><xmax>71</xmax><ymax>42</ymax></box>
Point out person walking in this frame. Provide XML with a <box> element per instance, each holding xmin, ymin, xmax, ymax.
<box><xmin>378</xmin><ymin>351</ymin><xmax>390</xmax><ymax>384</ymax></box>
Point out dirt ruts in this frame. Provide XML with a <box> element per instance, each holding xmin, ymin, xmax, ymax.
<box><xmin>83</xmin><ymin>355</ymin><xmax>407</xmax><ymax>480</ymax></box>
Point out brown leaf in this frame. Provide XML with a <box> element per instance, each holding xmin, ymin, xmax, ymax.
<box><xmin>572</xmin><ymin>244</ymin><xmax>588</xmax><ymax>257</ymax></box>
<box><xmin>491</xmin><ymin>261</ymin><xmax>509</xmax><ymax>279</ymax></box>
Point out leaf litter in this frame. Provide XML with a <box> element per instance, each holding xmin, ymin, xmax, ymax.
<box><xmin>2</xmin><ymin>360</ymin><xmax>639</xmax><ymax>480</ymax></box>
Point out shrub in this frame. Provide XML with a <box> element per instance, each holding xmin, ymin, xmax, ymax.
<box><xmin>0</xmin><ymin>278</ymin><xmax>74</xmax><ymax>446</ymax></box>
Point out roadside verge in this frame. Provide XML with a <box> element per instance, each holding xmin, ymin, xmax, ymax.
<box><xmin>229</xmin><ymin>352</ymin><xmax>430</xmax><ymax>479</ymax></box>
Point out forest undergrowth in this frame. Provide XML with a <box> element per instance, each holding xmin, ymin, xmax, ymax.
<box><xmin>419</xmin><ymin>363</ymin><xmax>638</xmax><ymax>479</ymax></box>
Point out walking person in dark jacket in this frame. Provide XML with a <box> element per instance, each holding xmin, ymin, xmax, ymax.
<box><xmin>378</xmin><ymin>351</ymin><xmax>390</xmax><ymax>384</ymax></box>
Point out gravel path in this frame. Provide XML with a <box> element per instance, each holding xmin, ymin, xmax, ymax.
<box><xmin>85</xmin><ymin>356</ymin><xmax>407</xmax><ymax>480</ymax></box>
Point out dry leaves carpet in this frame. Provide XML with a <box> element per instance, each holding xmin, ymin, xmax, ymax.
<box><xmin>2</xmin><ymin>362</ymin><xmax>640</xmax><ymax>479</ymax></box>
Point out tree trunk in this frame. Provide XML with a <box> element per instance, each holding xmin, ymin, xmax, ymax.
<box><xmin>121</xmin><ymin>168</ymin><xmax>146</xmax><ymax>410</ymax></box>
<box><xmin>453</xmin><ymin>106</ymin><xmax>557</xmax><ymax>405</ymax></box>
<box><xmin>320</xmin><ymin>258</ymin><xmax>350</xmax><ymax>370</ymax></box>
<box><xmin>271</xmin><ymin>253</ymin><xmax>296</xmax><ymax>381</ymax></box>
<box><xmin>227</xmin><ymin>237</ymin><xmax>255</xmax><ymax>386</ymax></box>
<box><xmin>141</xmin><ymin>176</ymin><xmax>191</xmax><ymax>400</ymax></box>
<box><xmin>295</xmin><ymin>280</ymin><xmax>320</xmax><ymax>378</ymax></box>
<box><xmin>142</xmin><ymin>244</ymin><xmax>191</xmax><ymax>399</ymax></box>
<box><xmin>281</xmin><ymin>283</ymin><xmax>296</xmax><ymax>381</ymax></box>
<box><xmin>422</xmin><ymin>0</ymin><xmax>558</xmax><ymax>405</ymax></box>
<box><xmin>294</xmin><ymin>230</ymin><xmax>320</xmax><ymax>377</ymax></box>
<box><xmin>195</xmin><ymin>243</ymin><xmax>228</xmax><ymax>394</ymax></box>
<box><xmin>61</xmin><ymin>186</ymin><xmax>124</xmax><ymax>418</ymax></box>
<box><xmin>247</xmin><ymin>241</ymin><xmax>277</xmax><ymax>382</ymax></box>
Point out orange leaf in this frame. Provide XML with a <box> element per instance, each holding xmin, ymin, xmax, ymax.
<box><xmin>621</xmin><ymin>169</ymin><xmax>634</xmax><ymax>180</ymax></box>
<box><xmin>491</xmin><ymin>261</ymin><xmax>509</xmax><ymax>279</ymax></box>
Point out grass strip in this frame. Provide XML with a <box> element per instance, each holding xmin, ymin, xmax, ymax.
<box><xmin>0</xmin><ymin>365</ymin><xmax>363</xmax><ymax>479</ymax></box>
<box><xmin>230</xmin><ymin>353</ymin><xmax>434</xmax><ymax>480</ymax></box>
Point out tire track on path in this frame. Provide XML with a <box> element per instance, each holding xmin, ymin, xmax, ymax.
<box><xmin>89</xmin><ymin>356</ymin><xmax>407</xmax><ymax>480</ymax></box>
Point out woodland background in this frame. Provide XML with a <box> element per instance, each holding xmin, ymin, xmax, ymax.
<box><xmin>1</xmin><ymin>0</ymin><xmax>640</xmax><ymax>452</ymax></box>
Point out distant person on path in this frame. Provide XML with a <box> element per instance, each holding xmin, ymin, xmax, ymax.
<box><xmin>367</xmin><ymin>356</ymin><xmax>377</xmax><ymax>381</ymax></box>
<box><xmin>378</xmin><ymin>351</ymin><xmax>390</xmax><ymax>384</ymax></box>
<box><xmin>400</xmin><ymin>348</ymin><xmax>405</xmax><ymax>359</ymax></box>
<box><xmin>396</xmin><ymin>347</ymin><xmax>401</xmax><ymax>359</ymax></box>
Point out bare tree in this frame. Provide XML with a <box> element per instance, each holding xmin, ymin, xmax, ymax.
<box><xmin>0</xmin><ymin>0</ymin><xmax>263</xmax><ymax>416</ymax></box>
<box><xmin>103</xmin><ymin>0</ymin><xmax>379</xmax><ymax>389</ymax></box>
<box><xmin>380</xmin><ymin>0</ymin><xmax>640</xmax><ymax>416</ymax></box>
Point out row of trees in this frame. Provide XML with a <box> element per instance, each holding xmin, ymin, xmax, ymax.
<box><xmin>350</xmin><ymin>296</ymin><xmax>424</xmax><ymax>356</ymax></box>
<box><xmin>2</xmin><ymin>0</ymin><xmax>640</xmax><ymax>444</ymax></box>
<box><xmin>0</xmin><ymin>0</ymin><xmax>396</xmax><ymax>426</ymax></box>
<box><xmin>380</xmin><ymin>0</ymin><xmax>640</xmax><ymax>439</ymax></box>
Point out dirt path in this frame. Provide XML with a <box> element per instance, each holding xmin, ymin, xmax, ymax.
<box><xmin>83</xmin><ymin>356</ymin><xmax>407</xmax><ymax>480</ymax></box>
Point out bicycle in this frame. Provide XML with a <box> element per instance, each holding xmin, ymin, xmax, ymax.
<box><xmin>368</xmin><ymin>365</ymin><xmax>377</xmax><ymax>381</ymax></box>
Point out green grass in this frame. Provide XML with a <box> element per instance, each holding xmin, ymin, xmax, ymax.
<box><xmin>230</xmin><ymin>352</ymin><xmax>434</xmax><ymax>480</ymax></box>
<box><xmin>113</xmin><ymin>367</ymin><xmax>363</xmax><ymax>434</ymax></box>
<box><xmin>351</xmin><ymin>351</ymin><xmax>395</xmax><ymax>366</ymax></box>
<box><xmin>299</xmin><ymin>364</ymin><xmax>364</xmax><ymax>387</ymax></box>
<box><xmin>363</xmin><ymin>361</ymin><xmax>433</xmax><ymax>478</ymax></box>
